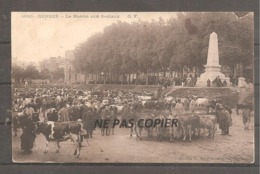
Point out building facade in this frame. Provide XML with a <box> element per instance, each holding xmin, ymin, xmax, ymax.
<box><xmin>62</xmin><ymin>50</ymin><xmax>86</xmax><ymax>84</ymax></box>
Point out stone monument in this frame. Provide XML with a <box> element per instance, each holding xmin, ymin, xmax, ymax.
<box><xmin>196</xmin><ymin>32</ymin><xmax>230</xmax><ymax>87</ymax></box>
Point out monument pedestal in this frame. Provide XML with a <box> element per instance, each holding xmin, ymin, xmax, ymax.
<box><xmin>196</xmin><ymin>65</ymin><xmax>230</xmax><ymax>87</ymax></box>
<box><xmin>238</xmin><ymin>77</ymin><xmax>247</xmax><ymax>88</ymax></box>
<box><xmin>196</xmin><ymin>71</ymin><xmax>230</xmax><ymax>87</ymax></box>
<box><xmin>196</xmin><ymin>32</ymin><xmax>230</xmax><ymax>87</ymax></box>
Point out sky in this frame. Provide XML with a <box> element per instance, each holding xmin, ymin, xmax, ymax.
<box><xmin>12</xmin><ymin>12</ymin><xmax>177</xmax><ymax>63</ymax></box>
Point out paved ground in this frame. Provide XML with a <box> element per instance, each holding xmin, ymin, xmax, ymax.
<box><xmin>12</xmin><ymin>111</ymin><xmax>255</xmax><ymax>163</ymax></box>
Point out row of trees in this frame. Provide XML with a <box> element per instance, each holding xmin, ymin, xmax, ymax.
<box><xmin>74</xmin><ymin>12</ymin><xmax>253</xmax><ymax>84</ymax></box>
<box><xmin>12</xmin><ymin>65</ymin><xmax>64</xmax><ymax>83</ymax></box>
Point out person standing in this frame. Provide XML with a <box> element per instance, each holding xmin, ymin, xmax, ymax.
<box><xmin>183</xmin><ymin>97</ymin><xmax>190</xmax><ymax>112</ymax></box>
<box><xmin>110</xmin><ymin>108</ymin><xmax>117</xmax><ymax>135</ymax></box>
<box><xmin>19</xmin><ymin>109</ymin><xmax>36</xmax><ymax>152</ymax></box>
<box><xmin>189</xmin><ymin>98</ymin><xmax>196</xmax><ymax>113</ymax></box>
<box><xmin>242</xmin><ymin>108</ymin><xmax>251</xmax><ymax>130</ymax></box>
<box><xmin>121</xmin><ymin>102</ymin><xmax>131</xmax><ymax>120</ymax></box>
<box><xmin>41</xmin><ymin>97</ymin><xmax>47</xmax><ymax>120</ymax></box>
<box><xmin>58</xmin><ymin>103</ymin><xmax>70</xmax><ymax>122</ymax></box>
<box><xmin>175</xmin><ymin>99</ymin><xmax>184</xmax><ymax>115</ymax></box>
<box><xmin>207</xmin><ymin>79</ymin><xmax>211</xmax><ymax>87</ymax></box>
<box><xmin>82</xmin><ymin>105</ymin><xmax>95</xmax><ymax>138</ymax></box>
<box><xmin>101</xmin><ymin>105</ymin><xmax>111</xmax><ymax>136</ymax></box>
<box><xmin>218</xmin><ymin>105</ymin><xmax>232</xmax><ymax>135</ymax></box>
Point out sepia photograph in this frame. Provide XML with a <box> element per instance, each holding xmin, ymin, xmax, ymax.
<box><xmin>10</xmin><ymin>12</ymin><xmax>254</xmax><ymax>163</ymax></box>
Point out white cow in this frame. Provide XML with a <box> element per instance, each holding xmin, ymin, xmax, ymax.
<box><xmin>165</xmin><ymin>96</ymin><xmax>174</xmax><ymax>102</ymax></box>
<box><xmin>137</xmin><ymin>96</ymin><xmax>152</xmax><ymax>101</ymax></box>
<box><xmin>195</xmin><ymin>98</ymin><xmax>209</xmax><ymax>108</ymax></box>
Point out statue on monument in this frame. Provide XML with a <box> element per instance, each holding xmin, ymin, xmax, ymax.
<box><xmin>196</xmin><ymin>32</ymin><xmax>230</xmax><ymax>87</ymax></box>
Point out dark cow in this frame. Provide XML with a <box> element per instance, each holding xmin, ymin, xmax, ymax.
<box><xmin>144</xmin><ymin>101</ymin><xmax>156</xmax><ymax>110</ymax></box>
<box><xmin>35</xmin><ymin>121</ymin><xmax>83</xmax><ymax>158</ymax></box>
<box><xmin>155</xmin><ymin>101</ymin><xmax>165</xmax><ymax>110</ymax></box>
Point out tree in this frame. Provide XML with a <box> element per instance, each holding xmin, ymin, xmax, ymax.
<box><xmin>39</xmin><ymin>68</ymin><xmax>51</xmax><ymax>79</ymax></box>
<box><xmin>12</xmin><ymin>65</ymin><xmax>25</xmax><ymax>82</ymax></box>
<box><xmin>73</xmin><ymin>12</ymin><xmax>254</xmax><ymax>84</ymax></box>
<box><xmin>51</xmin><ymin>68</ymin><xmax>64</xmax><ymax>80</ymax></box>
<box><xmin>24</xmin><ymin>65</ymin><xmax>40</xmax><ymax>79</ymax></box>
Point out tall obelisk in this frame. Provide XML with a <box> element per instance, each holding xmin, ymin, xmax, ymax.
<box><xmin>196</xmin><ymin>32</ymin><xmax>230</xmax><ymax>86</ymax></box>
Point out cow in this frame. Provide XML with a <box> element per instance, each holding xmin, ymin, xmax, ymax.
<box><xmin>197</xmin><ymin>114</ymin><xmax>217</xmax><ymax>138</ymax></box>
<box><xmin>137</xmin><ymin>114</ymin><xmax>155</xmax><ymax>139</ymax></box>
<box><xmin>195</xmin><ymin>98</ymin><xmax>209</xmax><ymax>108</ymax></box>
<box><xmin>167</xmin><ymin>115</ymin><xmax>178</xmax><ymax>142</ymax></box>
<box><xmin>143</xmin><ymin>101</ymin><xmax>156</xmax><ymax>110</ymax></box>
<box><xmin>155</xmin><ymin>100</ymin><xmax>165</xmax><ymax>111</ymax></box>
<box><xmin>154</xmin><ymin>114</ymin><xmax>167</xmax><ymax>141</ymax></box>
<box><xmin>176</xmin><ymin>114</ymin><xmax>200</xmax><ymax>142</ymax></box>
<box><xmin>137</xmin><ymin>95</ymin><xmax>152</xmax><ymax>101</ymax></box>
<box><xmin>164</xmin><ymin>96</ymin><xmax>174</xmax><ymax>103</ymax></box>
<box><xmin>121</xmin><ymin>105</ymin><xmax>148</xmax><ymax>138</ymax></box>
<box><xmin>35</xmin><ymin>121</ymin><xmax>83</xmax><ymax>158</ymax></box>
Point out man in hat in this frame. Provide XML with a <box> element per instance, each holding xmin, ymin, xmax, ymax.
<box><xmin>101</xmin><ymin>105</ymin><xmax>111</xmax><ymax>136</ymax></box>
<box><xmin>58</xmin><ymin>103</ymin><xmax>70</xmax><ymax>122</ymax></box>
<box><xmin>121</xmin><ymin>101</ymin><xmax>131</xmax><ymax>120</ymax></box>
<box><xmin>217</xmin><ymin>104</ymin><xmax>232</xmax><ymax>135</ymax></box>
<box><xmin>82</xmin><ymin>103</ymin><xmax>96</xmax><ymax>138</ymax></box>
<box><xmin>183</xmin><ymin>97</ymin><xmax>190</xmax><ymax>112</ymax></box>
<box><xmin>175</xmin><ymin>99</ymin><xmax>184</xmax><ymax>115</ymax></box>
<box><xmin>19</xmin><ymin>106</ymin><xmax>38</xmax><ymax>152</ymax></box>
<box><xmin>242</xmin><ymin>108</ymin><xmax>251</xmax><ymax>130</ymax></box>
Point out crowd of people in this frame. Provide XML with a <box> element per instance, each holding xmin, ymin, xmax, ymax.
<box><xmin>10</xmin><ymin>84</ymin><xmax>253</xmax><ymax>152</ymax></box>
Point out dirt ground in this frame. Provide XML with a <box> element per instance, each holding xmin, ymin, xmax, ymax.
<box><xmin>12</xmin><ymin>110</ymin><xmax>255</xmax><ymax>163</ymax></box>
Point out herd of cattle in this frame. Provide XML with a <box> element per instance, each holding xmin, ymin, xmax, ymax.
<box><xmin>9</xmin><ymin>87</ymin><xmax>253</xmax><ymax>158</ymax></box>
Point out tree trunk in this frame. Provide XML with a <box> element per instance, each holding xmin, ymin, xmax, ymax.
<box><xmin>136</xmin><ymin>73</ymin><xmax>138</xmax><ymax>85</ymax></box>
<box><xmin>146</xmin><ymin>70</ymin><xmax>149</xmax><ymax>85</ymax></box>
<box><xmin>233</xmin><ymin>64</ymin><xmax>237</xmax><ymax>78</ymax></box>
